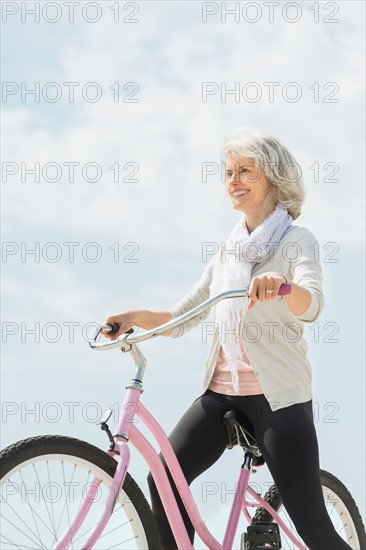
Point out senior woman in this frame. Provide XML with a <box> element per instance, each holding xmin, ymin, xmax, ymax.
<box><xmin>104</xmin><ymin>127</ymin><xmax>351</xmax><ymax>550</ymax></box>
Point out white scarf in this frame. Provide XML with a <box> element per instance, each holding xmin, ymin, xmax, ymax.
<box><xmin>211</xmin><ymin>204</ymin><xmax>292</xmax><ymax>394</ymax></box>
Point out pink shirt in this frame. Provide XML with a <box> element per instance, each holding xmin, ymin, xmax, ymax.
<box><xmin>208</xmin><ymin>338</ymin><xmax>264</xmax><ymax>396</ymax></box>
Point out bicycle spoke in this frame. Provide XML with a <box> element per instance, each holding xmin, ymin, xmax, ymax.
<box><xmin>105</xmin><ymin>535</ymin><xmax>138</xmax><ymax>550</ymax></box>
<box><xmin>62</xmin><ymin>461</ymin><xmax>74</xmax><ymax>550</ymax></box>
<box><xmin>46</xmin><ymin>460</ymin><xmax>58</xmax><ymax>548</ymax></box>
<box><xmin>66</xmin><ymin>469</ymin><xmax>97</xmax><ymax>545</ymax></box>
<box><xmin>0</xmin><ymin>514</ymin><xmax>42</xmax><ymax>548</ymax></box>
<box><xmin>1</xmin><ymin>475</ymin><xmax>53</xmax><ymax>547</ymax></box>
<box><xmin>17</xmin><ymin>471</ymin><xmax>45</xmax><ymax>549</ymax></box>
<box><xmin>54</xmin><ymin>461</ymin><xmax>69</xmax><ymax>544</ymax></box>
<box><xmin>0</xmin><ymin>532</ymin><xmax>37</xmax><ymax>549</ymax></box>
<box><xmin>99</xmin><ymin>518</ymin><xmax>133</xmax><ymax>539</ymax></box>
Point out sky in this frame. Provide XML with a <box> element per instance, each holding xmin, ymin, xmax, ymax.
<box><xmin>1</xmin><ymin>1</ymin><xmax>365</xmax><ymax>548</ymax></box>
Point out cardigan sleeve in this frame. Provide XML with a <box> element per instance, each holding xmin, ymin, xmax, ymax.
<box><xmin>288</xmin><ymin>228</ymin><xmax>324</xmax><ymax>323</ymax></box>
<box><xmin>167</xmin><ymin>255</ymin><xmax>216</xmax><ymax>338</ymax></box>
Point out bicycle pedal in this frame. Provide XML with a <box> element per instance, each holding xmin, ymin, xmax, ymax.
<box><xmin>241</xmin><ymin>522</ymin><xmax>282</xmax><ymax>549</ymax></box>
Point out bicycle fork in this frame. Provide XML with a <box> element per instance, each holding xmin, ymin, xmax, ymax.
<box><xmin>52</xmin><ymin>389</ymin><xmax>138</xmax><ymax>550</ymax></box>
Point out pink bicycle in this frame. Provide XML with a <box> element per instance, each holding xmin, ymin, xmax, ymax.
<box><xmin>1</xmin><ymin>286</ymin><xmax>365</xmax><ymax>549</ymax></box>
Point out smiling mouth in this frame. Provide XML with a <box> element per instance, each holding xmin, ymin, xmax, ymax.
<box><xmin>230</xmin><ymin>190</ymin><xmax>250</xmax><ymax>199</ymax></box>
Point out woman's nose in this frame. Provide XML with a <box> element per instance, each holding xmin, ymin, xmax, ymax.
<box><xmin>228</xmin><ymin>172</ymin><xmax>239</xmax><ymax>185</ymax></box>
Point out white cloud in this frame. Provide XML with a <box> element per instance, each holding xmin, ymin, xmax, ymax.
<box><xmin>2</xmin><ymin>2</ymin><xmax>364</xmax><ymax>251</ymax></box>
<box><xmin>2</xmin><ymin>261</ymin><xmax>104</xmax><ymax>319</ymax></box>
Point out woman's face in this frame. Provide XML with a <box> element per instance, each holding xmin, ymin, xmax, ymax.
<box><xmin>224</xmin><ymin>151</ymin><xmax>273</xmax><ymax>214</ymax></box>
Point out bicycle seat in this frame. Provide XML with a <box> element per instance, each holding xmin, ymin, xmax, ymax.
<box><xmin>223</xmin><ymin>410</ymin><xmax>265</xmax><ymax>466</ymax></box>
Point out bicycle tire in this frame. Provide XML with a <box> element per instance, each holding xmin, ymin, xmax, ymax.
<box><xmin>0</xmin><ymin>435</ymin><xmax>161</xmax><ymax>550</ymax></box>
<box><xmin>251</xmin><ymin>469</ymin><xmax>366</xmax><ymax>550</ymax></box>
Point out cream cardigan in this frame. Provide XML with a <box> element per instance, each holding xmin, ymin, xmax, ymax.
<box><xmin>168</xmin><ymin>224</ymin><xmax>324</xmax><ymax>412</ymax></box>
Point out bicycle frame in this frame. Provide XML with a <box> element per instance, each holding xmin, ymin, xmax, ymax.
<box><xmin>54</xmin><ymin>386</ymin><xmax>306</xmax><ymax>550</ymax></box>
<box><xmin>55</xmin><ymin>286</ymin><xmax>302</xmax><ymax>549</ymax></box>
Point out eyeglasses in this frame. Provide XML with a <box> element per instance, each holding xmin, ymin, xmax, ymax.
<box><xmin>224</xmin><ymin>162</ymin><xmax>261</xmax><ymax>184</ymax></box>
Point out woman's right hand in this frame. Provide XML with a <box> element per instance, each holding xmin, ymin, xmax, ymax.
<box><xmin>102</xmin><ymin>310</ymin><xmax>174</xmax><ymax>338</ymax></box>
<box><xmin>102</xmin><ymin>310</ymin><xmax>140</xmax><ymax>339</ymax></box>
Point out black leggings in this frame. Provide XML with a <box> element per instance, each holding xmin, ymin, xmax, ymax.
<box><xmin>147</xmin><ymin>389</ymin><xmax>351</xmax><ymax>550</ymax></box>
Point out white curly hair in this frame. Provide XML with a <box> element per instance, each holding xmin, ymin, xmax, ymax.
<box><xmin>221</xmin><ymin>126</ymin><xmax>305</xmax><ymax>220</ymax></box>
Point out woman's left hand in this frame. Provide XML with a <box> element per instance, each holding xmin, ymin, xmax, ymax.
<box><xmin>247</xmin><ymin>272</ymin><xmax>287</xmax><ymax>309</ymax></box>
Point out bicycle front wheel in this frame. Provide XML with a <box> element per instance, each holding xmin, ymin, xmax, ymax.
<box><xmin>252</xmin><ymin>469</ymin><xmax>366</xmax><ymax>550</ymax></box>
<box><xmin>0</xmin><ymin>435</ymin><xmax>161</xmax><ymax>550</ymax></box>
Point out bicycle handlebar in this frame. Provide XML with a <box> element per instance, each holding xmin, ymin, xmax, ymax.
<box><xmin>89</xmin><ymin>283</ymin><xmax>291</xmax><ymax>352</ymax></box>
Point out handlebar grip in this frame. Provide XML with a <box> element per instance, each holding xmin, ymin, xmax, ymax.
<box><xmin>104</xmin><ymin>323</ymin><xmax>135</xmax><ymax>336</ymax></box>
<box><xmin>278</xmin><ymin>283</ymin><xmax>292</xmax><ymax>295</ymax></box>
<box><xmin>106</xmin><ymin>323</ymin><xmax>120</xmax><ymax>335</ymax></box>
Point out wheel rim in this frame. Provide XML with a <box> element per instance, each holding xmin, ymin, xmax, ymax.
<box><xmin>0</xmin><ymin>454</ymin><xmax>149</xmax><ymax>550</ymax></box>
<box><xmin>269</xmin><ymin>485</ymin><xmax>360</xmax><ymax>549</ymax></box>
<box><xmin>323</xmin><ymin>486</ymin><xmax>360</xmax><ymax>548</ymax></box>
